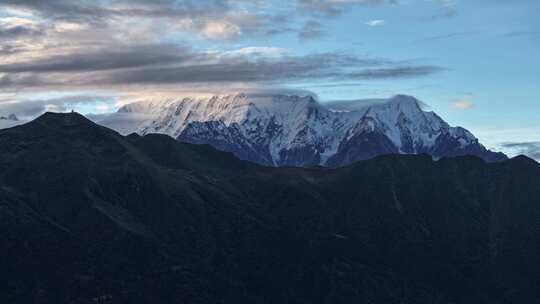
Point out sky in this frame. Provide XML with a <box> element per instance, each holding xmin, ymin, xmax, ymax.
<box><xmin>0</xmin><ymin>0</ymin><xmax>538</xmax><ymax>158</ymax></box>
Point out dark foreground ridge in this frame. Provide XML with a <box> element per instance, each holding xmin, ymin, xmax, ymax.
<box><xmin>1</xmin><ymin>112</ymin><xmax>540</xmax><ymax>303</ymax></box>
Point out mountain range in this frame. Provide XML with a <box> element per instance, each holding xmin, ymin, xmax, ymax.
<box><xmin>94</xmin><ymin>93</ymin><xmax>506</xmax><ymax>167</ymax></box>
<box><xmin>1</xmin><ymin>112</ymin><xmax>539</xmax><ymax>303</ymax></box>
<box><xmin>0</xmin><ymin>113</ymin><xmax>20</xmax><ymax>129</ymax></box>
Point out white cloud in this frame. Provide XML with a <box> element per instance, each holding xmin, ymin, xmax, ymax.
<box><xmin>452</xmin><ymin>99</ymin><xmax>474</xmax><ymax>110</ymax></box>
<box><xmin>54</xmin><ymin>22</ymin><xmax>88</xmax><ymax>33</ymax></box>
<box><xmin>44</xmin><ymin>104</ymin><xmax>63</xmax><ymax>112</ymax></box>
<box><xmin>366</xmin><ymin>19</ymin><xmax>385</xmax><ymax>27</ymax></box>
<box><xmin>200</xmin><ymin>20</ymin><xmax>242</xmax><ymax>40</ymax></box>
<box><xmin>437</xmin><ymin>0</ymin><xmax>457</xmax><ymax>9</ymax></box>
<box><xmin>225</xmin><ymin>47</ymin><xmax>288</xmax><ymax>57</ymax></box>
<box><xmin>0</xmin><ymin>17</ymin><xmax>36</xmax><ymax>28</ymax></box>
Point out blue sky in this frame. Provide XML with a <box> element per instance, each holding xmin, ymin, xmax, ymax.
<box><xmin>0</xmin><ymin>0</ymin><xmax>538</xmax><ymax>155</ymax></box>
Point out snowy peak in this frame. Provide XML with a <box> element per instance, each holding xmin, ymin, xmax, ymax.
<box><xmin>0</xmin><ymin>113</ymin><xmax>23</xmax><ymax>130</ymax></box>
<box><xmin>120</xmin><ymin>93</ymin><xmax>326</xmax><ymax>141</ymax></box>
<box><xmin>118</xmin><ymin>93</ymin><xmax>318</xmax><ymax>124</ymax></box>
<box><xmin>386</xmin><ymin>94</ymin><xmax>423</xmax><ymax>112</ymax></box>
<box><xmin>95</xmin><ymin>93</ymin><xmax>506</xmax><ymax>167</ymax></box>
<box><xmin>349</xmin><ymin>95</ymin><xmax>447</xmax><ymax>152</ymax></box>
<box><xmin>364</xmin><ymin>95</ymin><xmax>426</xmax><ymax>124</ymax></box>
<box><xmin>0</xmin><ymin>114</ymin><xmax>18</xmax><ymax>121</ymax></box>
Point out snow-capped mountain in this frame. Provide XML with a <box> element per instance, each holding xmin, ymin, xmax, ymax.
<box><xmin>0</xmin><ymin>114</ymin><xmax>18</xmax><ymax>121</ymax></box>
<box><xmin>95</xmin><ymin>93</ymin><xmax>506</xmax><ymax>167</ymax></box>
<box><xmin>0</xmin><ymin>114</ymin><xmax>23</xmax><ymax>129</ymax></box>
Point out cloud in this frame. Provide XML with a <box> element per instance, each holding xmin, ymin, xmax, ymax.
<box><xmin>0</xmin><ymin>44</ymin><xmax>22</xmax><ymax>55</ymax></box>
<box><xmin>0</xmin><ymin>1</ymin><xmax>288</xmax><ymax>41</ymax></box>
<box><xmin>172</xmin><ymin>10</ymin><xmax>284</xmax><ymax>41</ymax></box>
<box><xmin>413</xmin><ymin>31</ymin><xmax>479</xmax><ymax>44</ymax></box>
<box><xmin>500</xmin><ymin>142</ymin><xmax>540</xmax><ymax>161</ymax></box>
<box><xmin>224</xmin><ymin>47</ymin><xmax>288</xmax><ymax>57</ymax></box>
<box><xmin>451</xmin><ymin>100</ymin><xmax>474</xmax><ymax>110</ymax></box>
<box><xmin>0</xmin><ymin>0</ymin><xmax>447</xmax><ymax>115</ymax></box>
<box><xmin>297</xmin><ymin>0</ymin><xmax>397</xmax><ymax>17</ymax></box>
<box><xmin>366</xmin><ymin>19</ymin><xmax>385</xmax><ymax>27</ymax></box>
<box><xmin>0</xmin><ymin>44</ymin><xmax>197</xmax><ymax>73</ymax></box>
<box><xmin>0</xmin><ymin>0</ymin><xmax>227</xmax><ymax>22</ymax></box>
<box><xmin>0</xmin><ymin>24</ymin><xmax>41</xmax><ymax>39</ymax></box>
<box><xmin>0</xmin><ymin>94</ymin><xmax>116</xmax><ymax>118</ymax></box>
<box><xmin>297</xmin><ymin>0</ymin><xmax>456</xmax><ymax>22</ymax></box>
<box><xmin>199</xmin><ymin>20</ymin><xmax>242</xmax><ymax>40</ymax></box>
<box><xmin>0</xmin><ymin>44</ymin><xmax>444</xmax><ymax>90</ymax></box>
<box><xmin>0</xmin><ymin>3</ymin><xmax>446</xmax><ymax>91</ymax></box>
<box><xmin>0</xmin><ymin>0</ymin><xmax>460</xmax><ymax>46</ymax></box>
<box><xmin>98</xmin><ymin>53</ymin><xmax>434</xmax><ymax>85</ymax></box>
<box><xmin>419</xmin><ymin>0</ymin><xmax>458</xmax><ymax>20</ymax></box>
<box><xmin>503</xmin><ymin>31</ymin><xmax>540</xmax><ymax>39</ymax></box>
<box><xmin>0</xmin><ymin>16</ymin><xmax>44</xmax><ymax>40</ymax></box>
<box><xmin>346</xmin><ymin>66</ymin><xmax>444</xmax><ymax>79</ymax></box>
<box><xmin>325</xmin><ymin>98</ymin><xmax>388</xmax><ymax>111</ymax></box>
<box><xmin>298</xmin><ymin>21</ymin><xmax>325</xmax><ymax>40</ymax></box>
<box><xmin>435</xmin><ymin>0</ymin><xmax>457</xmax><ymax>10</ymax></box>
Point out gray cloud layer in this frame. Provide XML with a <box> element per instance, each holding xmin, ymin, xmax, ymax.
<box><xmin>0</xmin><ymin>45</ymin><xmax>196</xmax><ymax>73</ymax></box>
<box><xmin>0</xmin><ymin>94</ymin><xmax>114</xmax><ymax>117</ymax></box>
<box><xmin>0</xmin><ymin>45</ymin><xmax>443</xmax><ymax>89</ymax></box>
<box><xmin>1</xmin><ymin>0</ymin><xmax>453</xmax><ymax>41</ymax></box>
<box><xmin>297</xmin><ymin>0</ymin><xmax>398</xmax><ymax>17</ymax></box>
<box><xmin>0</xmin><ymin>24</ymin><xmax>43</xmax><ymax>39</ymax></box>
<box><xmin>413</xmin><ymin>31</ymin><xmax>479</xmax><ymax>44</ymax></box>
<box><xmin>0</xmin><ymin>0</ymin><xmax>229</xmax><ymax>22</ymax></box>
<box><xmin>0</xmin><ymin>0</ymin><xmax>448</xmax><ymax>116</ymax></box>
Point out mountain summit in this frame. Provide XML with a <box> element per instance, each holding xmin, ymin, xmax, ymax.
<box><xmin>95</xmin><ymin>93</ymin><xmax>506</xmax><ymax>166</ymax></box>
<box><xmin>0</xmin><ymin>114</ymin><xmax>18</xmax><ymax>121</ymax></box>
<box><xmin>0</xmin><ymin>113</ymin><xmax>23</xmax><ymax>129</ymax></box>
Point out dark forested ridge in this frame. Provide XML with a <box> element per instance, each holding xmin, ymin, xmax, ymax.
<box><xmin>1</xmin><ymin>112</ymin><xmax>539</xmax><ymax>303</ymax></box>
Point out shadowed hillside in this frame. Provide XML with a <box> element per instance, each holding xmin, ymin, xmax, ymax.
<box><xmin>1</xmin><ymin>112</ymin><xmax>539</xmax><ymax>304</ymax></box>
